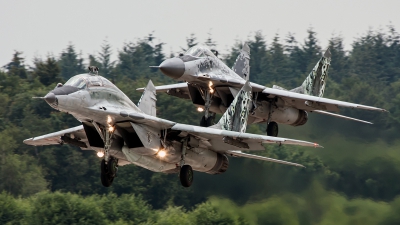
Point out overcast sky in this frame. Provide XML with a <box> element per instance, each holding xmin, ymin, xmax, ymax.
<box><xmin>1</xmin><ymin>0</ymin><xmax>399</xmax><ymax>67</ymax></box>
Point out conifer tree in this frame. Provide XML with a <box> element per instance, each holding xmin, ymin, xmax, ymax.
<box><xmin>4</xmin><ymin>51</ymin><xmax>27</xmax><ymax>79</ymax></box>
<box><xmin>32</xmin><ymin>56</ymin><xmax>61</xmax><ymax>86</ymax></box>
<box><xmin>59</xmin><ymin>44</ymin><xmax>85</xmax><ymax>80</ymax></box>
<box><xmin>98</xmin><ymin>39</ymin><xmax>115</xmax><ymax>82</ymax></box>
<box><xmin>181</xmin><ymin>33</ymin><xmax>198</xmax><ymax>52</ymax></box>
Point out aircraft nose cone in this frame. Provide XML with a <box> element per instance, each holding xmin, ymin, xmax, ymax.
<box><xmin>44</xmin><ymin>92</ymin><xmax>56</xmax><ymax>104</ymax></box>
<box><xmin>159</xmin><ymin>58</ymin><xmax>185</xmax><ymax>79</ymax></box>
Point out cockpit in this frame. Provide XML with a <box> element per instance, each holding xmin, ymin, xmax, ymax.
<box><xmin>64</xmin><ymin>75</ymin><xmax>87</xmax><ymax>89</ymax></box>
<box><xmin>184</xmin><ymin>46</ymin><xmax>215</xmax><ymax>58</ymax></box>
<box><xmin>64</xmin><ymin>74</ymin><xmax>116</xmax><ymax>89</ymax></box>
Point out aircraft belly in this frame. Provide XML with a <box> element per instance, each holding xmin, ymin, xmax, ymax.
<box><xmin>122</xmin><ymin>146</ymin><xmax>176</xmax><ymax>172</ymax></box>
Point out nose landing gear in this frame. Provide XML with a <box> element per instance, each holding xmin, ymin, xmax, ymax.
<box><xmin>199</xmin><ymin>89</ymin><xmax>215</xmax><ymax>127</ymax></box>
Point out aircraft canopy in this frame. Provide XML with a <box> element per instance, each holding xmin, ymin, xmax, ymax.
<box><xmin>184</xmin><ymin>46</ymin><xmax>214</xmax><ymax>58</ymax></box>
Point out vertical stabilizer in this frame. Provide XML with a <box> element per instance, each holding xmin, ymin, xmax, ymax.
<box><xmin>291</xmin><ymin>48</ymin><xmax>331</xmax><ymax>97</ymax></box>
<box><xmin>138</xmin><ymin>80</ymin><xmax>157</xmax><ymax>116</ymax></box>
<box><xmin>212</xmin><ymin>81</ymin><xmax>252</xmax><ymax>133</ymax></box>
<box><xmin>232</xmin><ymin>42</ymin><xmax>250</xmax><ymax>80</ymax></box>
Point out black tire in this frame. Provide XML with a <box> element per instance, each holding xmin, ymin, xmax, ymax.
<box><xmin>179</xmin><ymin>165</ymin><xmax>194</xmax><ymax>187</ymax></box>
<box><xmin>206</xmin><ymin>116</ymin><xmax>213</xmax><ymax>127</ymax></box>
<box><xmin>100</xmin><ymin>159</ymin><xmax>114</xmax><ymax>187</ymax></box>
<box><xmin>200</xmin><ymin>116</ymin><xmax>207</xmax><ymax>127</ymax></box>
<box><xmin>200</xmin><ymin>115</ymin><xmax>213</xmax><ymax>127</ymax></box>
<box><xmin>266</xmin><ymin>122</ymin><xmax>279</xmax><ymax>137</ymax></box>
<box><xmin>108</xmin><ymin>158</ymin><xmax>118</xmax><ymax>178</ymax></box>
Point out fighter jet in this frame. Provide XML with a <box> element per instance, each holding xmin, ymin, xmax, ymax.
<box><xmin>143</xmin><ymin>44</ymin><xmax>387</xmax><ymax>136</ymax></box>
<box><xmin>24</xmin><ymin>67</ymin><xmax>321</xmax><ymax>187</ymax></box>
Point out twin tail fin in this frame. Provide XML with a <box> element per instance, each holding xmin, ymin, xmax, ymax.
<box><xmin>232</xmin><ymin>43</ymin><xmax>250</xmax><ymax>81</ymax></box>
<box><xmin>212</xmin><ymin>81</ymin><xmax>252</xmax><ymax>133</ymax></box>
<box><xmin>291</xmin><ymin>48</ymin><xmax>331</xmax><ymax>97</ymax></box>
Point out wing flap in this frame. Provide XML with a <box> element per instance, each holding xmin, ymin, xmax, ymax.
<box><xmin>227</xmin><ymin>151</ymin><xmax>305</xmax><ymax>167</ymax></box>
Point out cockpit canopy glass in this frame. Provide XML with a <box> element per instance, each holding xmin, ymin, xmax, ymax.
<box><xmin>65</xmin><ymin>76</ymin><xmax>87</xmax><ymax>89</ymax></box>
<box><xmin>184</xmin><ymin>46</ymin><xmax>214</xmax><ymax>58</ymax></box>
<box><xmin>86</xmin><ymin>76</ymin><xmax>103</xmax><ymax>87</ymax></box>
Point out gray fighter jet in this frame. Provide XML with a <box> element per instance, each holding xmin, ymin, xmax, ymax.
<box><xmin>144</xmin><ymin>44</ymin><xmax>387</xmax><ymax>136</ymax></box>
<box><xmin>24</xmin><ymin>67</ymin><xmax>321</xmax><ymax>187</ymax></box>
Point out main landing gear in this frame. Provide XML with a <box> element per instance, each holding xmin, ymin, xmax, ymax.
<box><xmin>180</xmin><ymin>165</ymin><xmax>194</xmax><ymax>187</ymax></box>
<box><xmin>178</xmin><ymin>137</ymin><xmax>194</xmax><ymax>187</ymax></box>
<box><xmin>266</xmin><ymin>121</ymin><xmax>279</xmax><ymax>137</ymax></box>
<box><xmin>101</xmin><ymin>157</ymin><xmax>118</xmax><ymax>187</ymax></box>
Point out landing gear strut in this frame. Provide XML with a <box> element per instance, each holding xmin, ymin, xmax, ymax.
<box><xmin>101</xmin><ymin>157</ymin><xmax>118</xmax><ymax>187</ymax></box>
<box><xmin>200</xmin><ymin>89</ymin><xmax>215</xmax><ymax>127</ymax></box>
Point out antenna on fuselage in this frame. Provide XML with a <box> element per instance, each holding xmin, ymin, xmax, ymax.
<box><xmin>88</xmin><ymin>66</ymin><xmax>99</xmax><ymax>75</ymax></box>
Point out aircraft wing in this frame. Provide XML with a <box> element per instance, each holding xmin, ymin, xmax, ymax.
<box><xmin>172</xmin><ymin>123</ymin><xmax>321</xmax><ymax>152</ymax></box>
<box><xmin>262</xmin><ymin>87</ymin><xmax>387</xmax><ymax>112</ymax></box>
<box><xmin>137</xmin><ymin>82</ymin><xmax>188</xmax><ymax>93</ymax></box>
<box><xmin>23</xmin><ymin>125</ymin><xmax>90</xmax><ymax>148</ymax></box>
<box><xmin>227</xmin><ymin>150</ymin><xmax>305</xmax><ymax>167</ymax></box>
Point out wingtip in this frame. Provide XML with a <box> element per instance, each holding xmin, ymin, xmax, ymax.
<box><xmin>315</xmin><ymin>143</ymin><xmax>324</xmax><ymax>148</ymax></box>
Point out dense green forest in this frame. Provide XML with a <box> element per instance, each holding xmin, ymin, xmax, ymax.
<box><xmin>1</xmin><ymin>27</ymin><xmax>400</xmax><ymax>224</ymax></box>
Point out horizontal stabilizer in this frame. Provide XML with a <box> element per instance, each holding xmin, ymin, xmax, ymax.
<box><xmin>312</xmin><ymin>110</ymin><xmax>372</xmax><ymax>124</ymax></box>
<box><xmin>227</xmin><ymin>150</ymin><xmax>305</xmax><ymax>167</ymax></box>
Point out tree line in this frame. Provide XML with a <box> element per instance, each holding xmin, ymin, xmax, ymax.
<box><xmin>1</xmin><ymin>26</ymin><xmax>400</xmax><ymax>224</ymax></box>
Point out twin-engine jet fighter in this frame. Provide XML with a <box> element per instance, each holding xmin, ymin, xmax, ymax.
<box><xmin>24</xmin><ymin>68</ymin><xmax>321</xmax><ymax>187</ymax></box>
<box><xmin>144</xmin><ymin>44</ymin><xmax>387</xmax><ymax>136</ymax></box>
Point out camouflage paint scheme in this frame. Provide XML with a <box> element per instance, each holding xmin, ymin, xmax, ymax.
<box><xmin>24</xmin><ymin>72</ymin><xmax>320</xmax><ymax>188</ymax></box>
<box><xmin>291</xmin><ymin>49</ymin><xmax>331</xmax><ymax>97</ymax></box>
<box><xmin>147</xmin><ymin>45</ymin><xmax>386</xmax><ymax>131</ymax></box>
<box><xmin>217</xmin><ymin>81</ymin><xmax>252</xmax><ymax>133</ymax></box>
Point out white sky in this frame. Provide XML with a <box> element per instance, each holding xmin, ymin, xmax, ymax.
<box><xmin>1</xmin><ymin>0</ymin><xmax>399</xmax><ymax>67</ymax></box>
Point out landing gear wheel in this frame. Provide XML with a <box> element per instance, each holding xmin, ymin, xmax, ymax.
<box><xmin>200</xmin><ymin>116</ymin><xmax>213</xmax><ymax>127</ymax></box>
<box><xmin>200</xmin><ymin>116</ymin><xmax>207</xmax><ymax>127</ymax></box>
<box><xmin>266</xmin><ymin>122</ymin><xmax>279</xmax><ymax>137</ymax></box>
<box><xmin>100</xmin><ymin>158</ymin><xmax>117</xmax><ymax>187</ymax></box>
<box><xmin>180</xmin><ymin>165</ymin><xmax>193</xmax><ymax>187</ymax></box>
